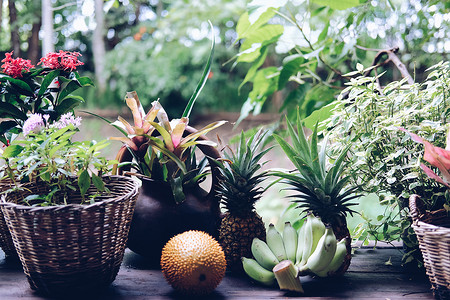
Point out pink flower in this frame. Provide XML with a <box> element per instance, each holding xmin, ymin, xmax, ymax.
<box><xmin>52</xmin><ymin>112</ymin><xmax>82</xmax><ymax>129</ymax></box>
<box><xmin>1</xmin><ymin>51</ymin><xmax>35</xmax><ymax>78</ymax></box>
<box><xmin>23</xmin><ymin>114</ymin><xmax>47</xmax><ymax>136</ymax></box>
<box><xmin>39</xmin><ymin>50</ymin><xmax>84</xmax><ymax>71</ymax></box>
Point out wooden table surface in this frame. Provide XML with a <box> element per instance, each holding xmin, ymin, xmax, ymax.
<box><xmin>0</xmin><ymin>245</ymin><xmax>435</xmax><ymax>299</ymax></box>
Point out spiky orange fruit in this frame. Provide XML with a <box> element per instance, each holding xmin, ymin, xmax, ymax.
<box><xmin>160</xmin><ymin>230</ymin><xmax>227</xmax><ymax>295</ymax></box>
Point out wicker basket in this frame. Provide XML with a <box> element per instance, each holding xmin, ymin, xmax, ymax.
<box><xmin>0</xmin><ymin>177</ymin><xmax>16</xmax><ymax>257</ymax></box>
<box><xmin>409</xmin><ymin>194</ymin><xmax>450</xmax><ymax>300</ymax></box>
<box><xmin>0</xmin><ymin>175</ymin><xmax>139</xmax><ymax>295</ymax></box>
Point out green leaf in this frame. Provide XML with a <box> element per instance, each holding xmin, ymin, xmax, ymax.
<box><xmin>238</xmin><ymin>46</ymin><xmax>269</xmax><ymax>92</ymax></box>
<box><xmin>76</xmin><ymin>76</ymin><xmax>95</xmax><ymax>87</ymax></box>
<box><xmin>0</xmin><ymin>102</ymin><xmax>28</xmax><ymax>120</ymax></box>
<box><xmin>0</xmin><ymin>120</ymin><xmax>18</xmax><ymax>135</ymax></box>
<box><xmin>92</xmin><ymin>174</ymin><xmax>105</xmax><ymax>192</ymax></box>
<box><xmin>55</xmin><ymin>96</ymin><xmax>84</xmax><ymax>115</ymax></box>
<box><xmin>169</xmin><ymin>176</ymin><xmax>185</xmax><ymax>204</ymax></box>
<box><xmin>278</xmin><ymin>54</ymin><xmax>305</xmax><ymax>90</ymax></box>
<box><xmin>236</xmin><ymin>8</ymin><xmax>276</xmax><ymax>40</ymax></box>
<box><xmin>318</xmin><ymin>22</ymin><xmax>330</xmax><ymax>42</ymax></box>
<box><xmin>0</xmin><ymin>76</ymin><xmax>33</xmax><ymax>94</ymax></box>
<box><xmin>237</xmin><ymin>24</ymin><xmax>284</xmax><ymax>63</ymax></box>
<box><xmin>2</xmin><ymin>145</ymin><xmax>23</xmax><ymax>158</ymax></box>
<box><xmin>180</xmin><ymin>120</ymin><xmax>226</xmax><ymax>148</ymax></box>
<box><xmin>312</xmin><ymin>0</ymin><xmax>360</xmax><ymax>10</ymax></box>
<box><xmin>56</xmin><ymin>80</ymin><xmax>82</xmax><ymax>103</ymax></box>
<box><xmin>182</xmin><ymin>20</ymin><xmax>215</xmax><ymax>119</ymax></box>
<box><xmin>78</xmin><ymin>169</ymin><xmax>91</xmax><ymax>197</ymax></box>
<box><xmin>303</xmin><ymin>101</ymin><xmax>339</xmax><ymax>131</ymax></box>
<box><xmin>148</xmin><ymin>121</ymin><xmax>174</xmax><ymax>152</ymax></box>
<box><xmin>38</xmin><ymin>69</ymin><xmax>60</xmax><ymax>97</ymax></box>
<box><xmin>280</xmin><ymin>83</ymin><xmax>311</xmax><ymax>112</ymax></box>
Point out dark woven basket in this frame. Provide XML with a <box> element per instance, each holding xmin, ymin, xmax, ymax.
<box><xmin>0</xmin><ymin>177</ymin><xmax>16</xmax><ymax>257</ymax></box>
<box><xmin>0</xmin><ymin>175</ymin><xmax>139</xmax><ymax>295</ymax></box>
<box><xmin>410</xmin><ymin>194</ymin><xmax>450</xmax><ymax>300</ymax></box>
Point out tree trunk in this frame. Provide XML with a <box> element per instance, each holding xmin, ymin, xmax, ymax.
<box><xmin>28</xmin><ymin>21</ymin><xmax>41</xmax><ymax>64</ymax></box>
<box><xmin>41</xmin><ymin>0</ymin><xmax>54</xmax><ymax>55</ymax></box>
<box><xmin>8</xmin><ymin>0</ymin><xmax>20</xmax><ymax>56</ymax></box>
<box><xmin>93</xmin><ymin>0</ymin><xmax>106</xmax><ymax>92</ymax></box>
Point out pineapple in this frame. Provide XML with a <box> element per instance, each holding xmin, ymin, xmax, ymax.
<box><xmin>273</xmin><ymin>112</ymin><xmax>360</xmax><ymax>275</ymax></box>
<box><xmin>216</xmin><ymin>130</ymin><xmax>271</xmax><ymax>272</ymax></box>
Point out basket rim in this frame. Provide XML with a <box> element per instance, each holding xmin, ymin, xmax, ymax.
<box><xmin>409</xmin><ymin>193</ymin><xmax>449</xmax><ymax>232</ymax></box>
<box><xmin>0</xmin><ymin>175</ymin><xmax>139</xmax><ymax>211</ymax></box>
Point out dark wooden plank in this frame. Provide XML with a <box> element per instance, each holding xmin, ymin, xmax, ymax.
<box><xmin>0</xmin><ymin>247</ymin><xmax>435</xmax><ymax>299</ymax></box>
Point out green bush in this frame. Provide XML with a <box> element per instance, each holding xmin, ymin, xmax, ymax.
<box><xmin>324</xmin><ymin>61</ymin><xmax>450</xmax><ymax>266</ymax></box>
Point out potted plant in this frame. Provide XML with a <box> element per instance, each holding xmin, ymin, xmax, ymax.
<box><xmin>108</xmin><ymin>91</ymin><xmax>225</xmax><ymax>266</ymax></box>
<box><xmin>400</xmin><ymin>128</ymin><xmax>450</xmax><ymax>299</ymax></box>
<box><xmin>0</xmin><ymin>50</ymin><xmax>94</xmax><ymax>258</ymax></box>
<box><xmin>0</xmin><ymin>113</ymin><xmax>139</xmax><ymax>295</ymax></box>
<box><xmin>102</xmin><ymin>35</ymin><xmax>227</xmax><ymax>266</ymax></box>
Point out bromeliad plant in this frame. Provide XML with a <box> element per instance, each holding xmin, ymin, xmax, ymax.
<box><xmin>109</xmin><ymin>92</ymin><xmax>225</xmax><ymax>204</ymax></box>
<box><xmin>2</xmin><ymin>112</ymin><xmax>113</xmax><ymax>206</ymax></box>
<box><xmin>106</xmin><ymin>30</ymin><xmax>225</xmax><ymax>204</ymax></box>
<box><xmin>0</xmin><ymin>50</ymin><xmax>94</xmax><ymax>145</ymax></box>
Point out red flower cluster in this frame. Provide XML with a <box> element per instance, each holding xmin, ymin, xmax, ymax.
<box><xmin>1</xmin><ymin>52</ymin><xmax>35</xmax><ymax>78</ymax></box>
<box><xmin>39</xmin><ymin>50</ymin><xmax>84</xmax><ymax>71</ymax></box>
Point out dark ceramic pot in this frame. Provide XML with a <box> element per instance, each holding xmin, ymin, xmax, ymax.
<box><xmin>125</xmin><ymin>126</ymin><xmax>222</xmax><ymax>267</ymax></box>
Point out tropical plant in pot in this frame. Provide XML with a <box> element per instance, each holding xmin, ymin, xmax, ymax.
<box><xmin>400</xmin><ymin>128</ymin><xmax>450</xmax><ymax>299</ymax></box>
<box><xmin>105</xmin><ymin>37</ymin><xmax>227</xmax><ymax>266</ymax></box>
<box><xmin>0</xmin><ymin>50</ymin><xmax>93</xmax><ymax>258</ymax></box>
<box><xmin>0</xmin><ymin>113</ymin><xmax>139</xmax><ymax>295</ymax></box>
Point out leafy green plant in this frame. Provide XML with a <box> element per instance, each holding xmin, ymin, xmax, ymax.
<box><xmin>0</xmin><ymin>51</ymin><xmax>94</xmax><ymax>145</ymax></box>
<box><xmin>2</xmin><ymin>113</ymin><xmax>114</xmax><ymax>206</ymax></box>
<box><xmin>324</xmin><ymin>61</ymin><xmax>450</xmax><ymax>265</ymax></box>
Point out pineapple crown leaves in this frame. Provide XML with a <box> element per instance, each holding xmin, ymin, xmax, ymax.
<box><xmin>213</xmin><ymin>129</ymin><xmax>272</xmax><ymax>215</ymax></box>
<box><xmin>272</xmin><ymin>112</ymin><xmax>360</xmax><ymax>224</ymax></box>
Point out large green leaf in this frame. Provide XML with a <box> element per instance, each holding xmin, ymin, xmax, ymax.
<box><xmin>38</xmin><ymin>69</ymin><xmax>60</xmax><ymax>97</ymax></box>
<box><xmin>56</xmin><ymin>79</ymin><xmax>82</xmax><ymax>103</ymax></box>
<box><xmin>0</xmin><ymin>102</ymin><xmax>27</xmax><ymax>120</ymax></box>
<box><xmin>303</xmin><ymin>101</ymin><xmax>339</xmax><ymax>131</ymax></box>
<box><xmin>55</xmin><ymin>96</ymin><xmax>84</xmax><ymax>116</ymax></box>
<box><xmin>236</xmin><ymin>8</ymin><xmax>276</xmax><ymax>40</ymax></box>
<box><xmin>0</xmin><ymin>76</ymin><xmax>33</xmax><ymax>94</ymax></box>
<box><xmin>182</xmin><ymin>20</ymin><xmax>215</xmax><ymax>119</ymax></box>
<box><xmin>237</xmin><ymin>24</ymin><xmax>283</xmax><ymax>63</ymax></box>
<box><xmin>312</xmin><ymin>0</ymin><xmax>360</xmax><ymax>10</ymax></box>
<box><xmin>78</xmin><ymin>169</ymin><xmax>91</xmax><ymax>197</ymax></box>
<box><xmin>0</xmin><ymin>120</ymin><xmax>18</xmax><ymax>134</ymax></box>
<box><xmin>2</xmin><ymin>144</ymin><xmax>23</xmax><ymax>158</ymax></box>
<box><xmin>76</xmin><ymin>76</ymin><xmax>95</xmax><ymax>87</ymax></box>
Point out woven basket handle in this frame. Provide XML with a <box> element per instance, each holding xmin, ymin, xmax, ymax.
<box><xmin>409</xmin><ymin>194</ymin><xmax>423</xmax><ymax>222</ymax></box>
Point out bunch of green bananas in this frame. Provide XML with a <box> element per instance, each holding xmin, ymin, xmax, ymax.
<box><xmin>242</xmin><ymin>215</ymin><xmax>348</xmax><ymax>288</ymax></box>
